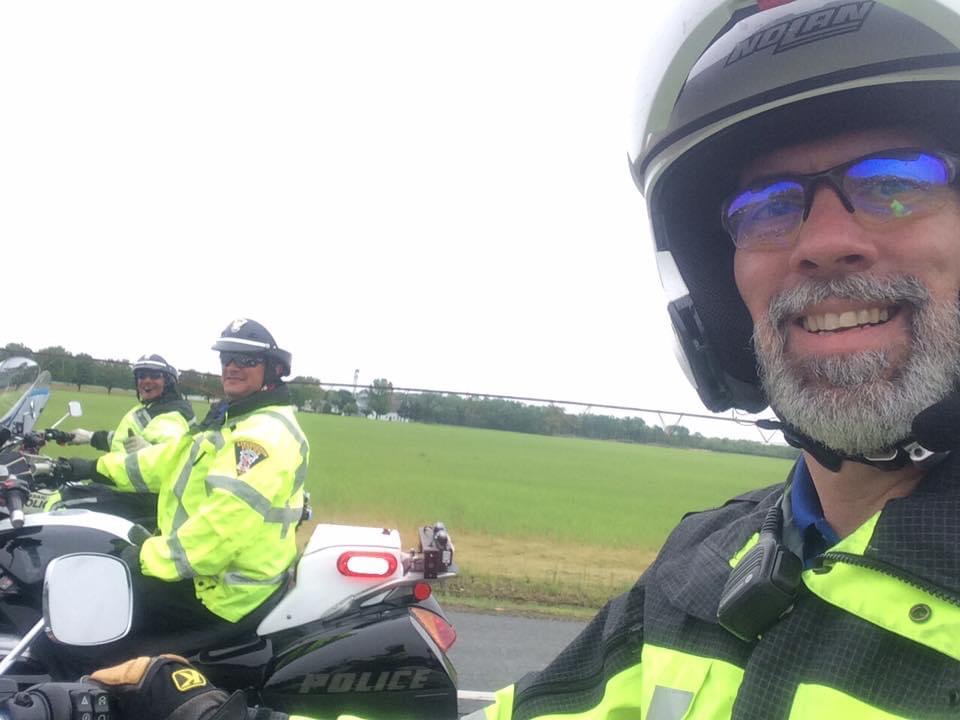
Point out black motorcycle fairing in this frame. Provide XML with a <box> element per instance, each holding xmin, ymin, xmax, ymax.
<box><xmin>49</xmin><ymin>486</ymin><xmax>159</xmax><ymax>532</ymax></box>
<box><xmin>0</xmin><ymin>525</ymin><xmax>132</xmax><ymax>593</ymax></box>
<box><xmin>257</xmin><ymin>609</ymin><xmax>457</xmax><ymax>719</ymax></box>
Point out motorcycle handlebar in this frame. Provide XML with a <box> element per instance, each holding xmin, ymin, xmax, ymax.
<box><xmin>4</xmin><ymin>490</ymin><xmax>24</xmax><ymax>529</ymax></box>
<box><xmin>0</xmin><ymin>682</ymin><xmax>114</xmax><ymax>720</ymax></box>
<box><xmin>0</xmin><ymin>474</ymin><xmax>29</xmax><ymax>529</ymax></box>
<box><xmin>42</xmin><ymin>429</ymin><xmax>71</xmax><ymax>446</ymax></box>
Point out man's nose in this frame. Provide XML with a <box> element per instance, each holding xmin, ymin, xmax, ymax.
<box><xmin>788</xmin><ymin>185</ymin><xmax>878</xmax><ymax>277</ymax></box>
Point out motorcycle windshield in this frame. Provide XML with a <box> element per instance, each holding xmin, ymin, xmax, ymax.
<box><xmin>0</xmin><ymin>358</ymin><xmax>50</xmax><ymax>435</ymax></box>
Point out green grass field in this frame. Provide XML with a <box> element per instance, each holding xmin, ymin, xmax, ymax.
<box><xmin>43</xmin><ymin>386</ymin><xmax>791</xmax><ymax>613</ymax></box>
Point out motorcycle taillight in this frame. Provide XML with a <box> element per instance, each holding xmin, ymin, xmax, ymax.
<box><xmin>411</xmin><ymin>607</ymin><xmax>457</xmax><ymax>653</ymax></box>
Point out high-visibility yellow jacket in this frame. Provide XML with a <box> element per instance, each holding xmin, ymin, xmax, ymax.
<box><xmin>91</xmin><ymin>396</ymin><xmax>196</xmax><ymax>453</ymax></box>
<box><xmin>477</xmin><ymin>455</ymin><xmax>960</xmax><ymax>719</ymax></box>
<box><xmin>96</xmin><ymin>387</ymin><xmax>309</xmax><ymax>622</ymax></box>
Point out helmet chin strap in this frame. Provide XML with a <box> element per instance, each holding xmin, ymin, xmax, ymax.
<box><xmin>756</xmin><ymin>418</ymin><xmax>944</xmax><ymax>472</ymax></box>
<box><xmin>755</xmin><ymin>390</ymin><xmax>960</xmax><ymax>473</ymax></box>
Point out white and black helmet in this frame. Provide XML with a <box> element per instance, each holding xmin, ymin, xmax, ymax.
<box><xmin>630</xmin><ymin>0</ymin><xmax>960</xmax><ymax>413</ymax></box>
<box><xmin>133</xmin><ymin>354</ymin><xmax>179</xmax><ymax>383</ymax></box>
<box><xmin>132</xmin><ymin>353</ymin><xmax>179</xmax><ymax>400</ymax></box>
<box><xmin>212</xmin><ymin>318</ymin><xmax>292</xmax><ymax>377</ymax></box>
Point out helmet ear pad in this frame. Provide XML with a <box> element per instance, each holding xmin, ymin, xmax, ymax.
<box><xmin>653</xmin><ymin>139</ymin><xmax>760</xmax><ymax>405</ymax></box>
<box><xmin>264</xmin><ymin>360</ymin><xmax>285</xmax><ymax>384</ymax></box>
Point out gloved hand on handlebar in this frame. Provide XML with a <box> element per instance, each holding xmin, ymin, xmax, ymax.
<box><xmin>123</xmin><ymin>433</ymin><xmax>151</xmax><ymax>454</ymax></box>
<box><xmin>62</xmin><ymin>428</ymin><xmax>93</xmax><ymax>446</ymax></box>
<box><xmin>89</xmin><ymin>655</ymin><xmax>292</xmax><ymax>720</ymax></box>
<box><xmin>0</xmin><ymin>657</ymin><xmax>323</xmax><ymax>719</ymax></box>
<box><xmin>46</xmin><ymin>457</ymin><xmax>107</xmax><ymax>485</ymax></box>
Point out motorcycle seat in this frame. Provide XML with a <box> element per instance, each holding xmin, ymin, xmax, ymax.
<box><xmin>128</xmin><ymin>573</ymin><xmax>291</xmax><ymax>657</ymax></box>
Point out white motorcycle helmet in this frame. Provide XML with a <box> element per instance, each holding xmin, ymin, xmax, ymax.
<box><xmin>630</xmin><ymin>0</ymin><xmax>960</xmax><ymax>414</ymax></box>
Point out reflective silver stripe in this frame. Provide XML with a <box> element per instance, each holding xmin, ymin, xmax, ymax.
<box><xmin>208</xmin><ymin>430</ymin><xmax>224</xmax><ymax>451</ymax></box>
<box><xmin>124</xmin><ymin>453</ymin><xmax>150</xmax><ymax>493</ymax></box>
<box><xmin>222</xmin><ymin>337</ymin><xmax>271</xmax><ymax>349</ymax></box>
<box><xmin>205</xmin><ymin>475</ymin><xmax>302</xmax><ymax>538</ymax></box>
<box><xmin>206</xmin><ymin>475</ymin><xmax>272</xmax><ymax>515</ymax></box>
<box><xmin>266</xmin><ymin>506</ymin><xmax>304</xmax><ymax>526</ymax></box>
<box><xmin>170</xmin><ymin>437</ymin><xmax>205</xmax><ymax>532</ymax></box>
<box><xmin>167</xmin><ymin>535</ymin><xmax>196</xmax><ymax>579</ymax></box>
<box><xmin>166</xmin><ymin>435</ymin><xmax>217</xmax><ymax>578</ymax></box>
<box><xmin>262</xmin><ymin>410</ymin><xmax>309</xmax><ymax>493</ymax></box>
<box><xmin>133</xmin><ymin>408</ymin><xmax>151</xmax><ymax>432</ymax></box>
<box><xmin>223</xmin><ymin>570</ymin><xmax>287</xmax><ymax>586</ymax></box>
<box><xmin>648</xmin><ymin>686</ymin><xmax>694</xmax><ymax>720</ymax></box>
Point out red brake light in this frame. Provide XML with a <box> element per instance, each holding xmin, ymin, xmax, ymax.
<box><xmin>411</xmin><ymin>607</ymin><xmax>457</xmax><ymax>652</ymax></box>
<box><xmin>413</xmin><ymin>582</ymin><xmax>431</xmax><ymax>602</ymax></box>
<box><xmin>336</xmin><ymin>551</ymin><xmax>398</xmax><ymax>578</ymax></box>
<box><xmin>757</xmin><ymin>0</ymin><xmax>796</xmax><ymax>9</ymax></box>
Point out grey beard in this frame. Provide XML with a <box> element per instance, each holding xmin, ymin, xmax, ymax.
<box><xmin>753</xmin><ymin>275</ymin><xmax>960</xmax><ymax>456</ymax></box>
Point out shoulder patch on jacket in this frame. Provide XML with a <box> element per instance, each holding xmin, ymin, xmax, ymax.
<box><xmin>236</xmin><ymin>441</ymin><xmax>268</xmax><ymax>475</ymax></box>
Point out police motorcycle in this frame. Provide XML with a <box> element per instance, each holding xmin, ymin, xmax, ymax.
<box><xmin>0</xmin><ymin>359</ymin><xmax>461</xmax><ymax>719</ymax></box>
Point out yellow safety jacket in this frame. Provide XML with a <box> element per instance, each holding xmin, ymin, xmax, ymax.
<box><xmin>96</xmin><ymin>387</ymin><xmax>309</xmax><ymax>622</ymax></box>
<box><xmin>479</xmin><ymin>455</ymin><xmax>960</xmax><ymax>719</ymax></box>
<box><xmin>91</xmin><ymin>396</ymin><xmax>196</xmax><ymax>453</ymax></box>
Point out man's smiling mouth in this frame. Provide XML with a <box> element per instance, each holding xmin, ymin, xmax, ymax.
<box><xmin>799</xmin><ymin>305</ymin><xmax>900</xmax><ymax>333</ymax></box>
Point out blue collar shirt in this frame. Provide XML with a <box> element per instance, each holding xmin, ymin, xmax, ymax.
<box><xmin>790</xmin><ymin>456</ymin><xmax>841</xmax><ymax>566</ymax></box>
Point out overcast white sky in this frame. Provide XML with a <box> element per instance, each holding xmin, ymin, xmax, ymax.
<box><xmin>0</xmin><ymin>2</ymin><xmax>777</xmax><ymax>442</ymax></box>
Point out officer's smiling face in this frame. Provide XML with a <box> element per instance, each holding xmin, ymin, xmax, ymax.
<box><xmin>136</xmin><ymin>372</ymin><xmax>165</xmax><ymax>402</ymax></box>
<box><xmin>221</xmin><ymin>357</ymin><xmax>266</xmax><ymax>401</ymax></box>
<box><xmin>732</xmin><ymin>126</ymin><xmax>960</xmax><ymax>455</ymax></box>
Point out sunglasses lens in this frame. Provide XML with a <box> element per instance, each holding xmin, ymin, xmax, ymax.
<box><xmin>724</xmin><ymin>180</ymin><xmax>805</xmax><ymax>249</ymax></box>
<box><xmin>135</xmin><ymin>371</ymin><xmax>163</xmax><ymax>380</ymax></box>
<box><xmin>220</xmin><ymin>353</ymin><xmax>264</xmax><ymax>368</ymax></box>
<box><xmin>845</xmin><ymin>152</ymin><xmax>953</xmax><ymax>219</ymax></box>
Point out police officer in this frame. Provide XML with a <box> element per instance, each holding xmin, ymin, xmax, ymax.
<box><xmin>58</xmin><ymin>319</ymin><xmax>309</xmax><ymax>662</ymax></box>
<box><xmin>64</xmin><ymin>354</ymin><xmax>195</xmax><ymax>453</ymax></box>
<box><xmin>476</xmin><ymin>1</ymin><xmax>960</xmax><ymax>718</ymax></box>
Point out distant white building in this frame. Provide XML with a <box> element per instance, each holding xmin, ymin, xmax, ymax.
<box><xmin>372</xmin><ymin>411</ymin><xmax>407</xmax><ymax>422</ymax></box>
<box><xmin>355</xmin><ymin>389</ymin><xmax>370</xmax><ymax>414</ymax></box>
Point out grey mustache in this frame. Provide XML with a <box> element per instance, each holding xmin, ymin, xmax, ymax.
<box><xmin>768</xmin><ymin>275</ymin><xmax>929</xmax><ymax>327</ymax></box>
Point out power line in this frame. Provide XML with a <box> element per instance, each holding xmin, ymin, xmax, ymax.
<box><xmin>315</xmin><ymin>382</ymin><xmax>774</xmax><ymax>427</ymax></box>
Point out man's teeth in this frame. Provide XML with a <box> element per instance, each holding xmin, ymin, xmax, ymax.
<box><xmin>802</xmin><ymin>308</ymin><xmax>890</xmax><ymax>332</ymax></box>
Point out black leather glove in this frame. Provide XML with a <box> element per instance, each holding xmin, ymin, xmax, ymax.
<box><xmin>52</xmin><ymin>457</ymin><xmax>106</xmax><ymax>484</ymax></box>
<box><xmin>89</xmin><ymin>655</ymin><xmax>290</xmax><ymax>720</ymax></box>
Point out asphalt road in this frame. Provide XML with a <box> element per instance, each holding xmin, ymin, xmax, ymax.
<box><xmin>445</xmin><ymin>610</ymin><xmax>588</xmax><ymax>716</ymax></box>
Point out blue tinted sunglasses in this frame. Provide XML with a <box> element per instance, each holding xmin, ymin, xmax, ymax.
<box><xmin>721</xmin><ymin>148</ymin><xmax>960</xmax><ymax>250</ymax></box>
<box><xmin>219</xmin><ymin>352</ymin><xmax>265</xmax><ymax>368</ymax></box>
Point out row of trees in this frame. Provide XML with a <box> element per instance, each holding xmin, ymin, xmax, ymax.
<box><xmin>2</xmin><ymin>343</ymin><xmax>795</xmax><ymax>459</ymax></box>
<box><xmin>1</xmin><ymin>343</ymin><xmax>364</xmax><ymax>414</ymax></box>
<box><xmin>395</xmin><ymin>392</ymin><xmax>798</xmax><ymax>459</ymax></box>
<box><xmin>4</xmin><ymin>343</ymin><xmax>134</xmax><ymax>394</ymax></box>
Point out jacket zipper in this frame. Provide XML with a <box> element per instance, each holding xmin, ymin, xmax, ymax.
<box><xmin>820</xmin><ymin>551</ymin><xmax>960</xmax><ymax>607</ymax></box>
<box><xmin>512</xmin><ymin>622</ymin><xmax>642</xmax><ymax>711</ymax></box>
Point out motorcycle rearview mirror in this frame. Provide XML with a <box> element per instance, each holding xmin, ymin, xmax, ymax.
<box><xmin>0</xmin><ymin>553</ymin><xmax>133</xmax><ymax>676</ymax></box>
<box><xmin>44</xmin><ymin>553</ymin><xmax>132</xmax><ymax>645</ymax></box>
<box><xmin>48</xmin><ymin>401</ymin><xmax>83</xmax><ymax>430</ymax></box>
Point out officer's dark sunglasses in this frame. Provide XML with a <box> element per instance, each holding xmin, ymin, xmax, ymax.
<box><xmin>721</xmin><ymin>148</ymin><xmax>960</xmax><ymax>250</ymax></box>
<box><xmin>219</xmin><ymin>352</ymin><xmax>265</xmax><ymax>368</ymax></box>
<box><xmin>134</xmin><ymin>370</ymin><xmax>164</xmax><ymax>381</ymax></box>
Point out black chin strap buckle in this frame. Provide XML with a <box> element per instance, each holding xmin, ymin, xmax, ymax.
<box><xmin>864</xmin><ymin>442</ymin><xmax>946</xmax><ymax>471</ymax></box>
<box><xmin>754</xmin><ymin>419</ymin><xmax>948</xmax><ymax>472</ymax></box>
